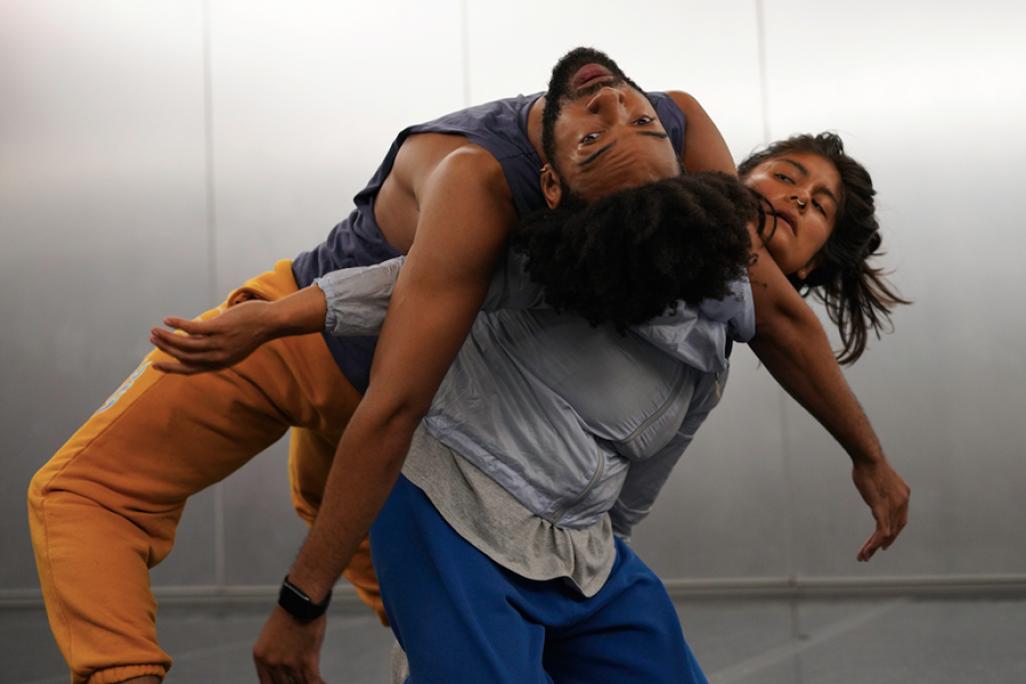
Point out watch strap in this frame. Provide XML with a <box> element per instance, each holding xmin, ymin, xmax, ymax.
<box><xmin>278</xmin><ymin>576</ymin><xmax>331</xmax><ymax>622</ymax></box>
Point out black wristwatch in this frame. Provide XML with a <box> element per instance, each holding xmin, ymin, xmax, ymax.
<box><xmin>278</xmin><ymin>576</ymin><xmax>332</xmax><ymax>622</ymax></box>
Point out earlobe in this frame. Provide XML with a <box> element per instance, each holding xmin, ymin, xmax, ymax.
<box><xmin>541</xmin><ymin>164</ymin><xmax>563</xmax><ymax>209</ymax></box>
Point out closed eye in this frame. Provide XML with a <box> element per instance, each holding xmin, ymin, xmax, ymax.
<box><xmin>774</xmin><ymin>172</ymin><xmax>795</xmax><ymax>184</ymax></box>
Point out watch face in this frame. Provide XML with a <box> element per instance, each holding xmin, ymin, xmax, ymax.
<box><xmin>279</xmin><ymin>577</ymin><xmax>331</xmax><ymax>622</ymax></box>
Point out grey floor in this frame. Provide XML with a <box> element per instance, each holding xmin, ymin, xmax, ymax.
<box><xmin>7</xmin><ymin>596</ymin><xmax>1026</xmax><ymax>683</ymax></box>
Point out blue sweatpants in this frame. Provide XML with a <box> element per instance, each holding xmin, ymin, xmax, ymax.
<box><xmin>370</xmin><ymin>475</ymin><xmax>708</xmax><ymax>683</ymax></box>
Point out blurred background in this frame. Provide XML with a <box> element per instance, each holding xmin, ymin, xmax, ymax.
<box><xmin>3</xmin><ymin>0</ymin><xmax>1025</xmax><ymax>682</ymax></box>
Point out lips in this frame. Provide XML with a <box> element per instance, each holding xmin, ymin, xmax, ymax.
<box><xmin>570</xmin><ymin>63</ymin><xmax>613</xmax><ymax>91</ymax></box>
<box><xmin>773</xmin><ymin>207</ymin><xmax>797</xmax><ymax>236</ymax></box>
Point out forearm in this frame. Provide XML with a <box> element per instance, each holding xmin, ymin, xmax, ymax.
<box><xmin>282</xmin><ymin>150</ymin><xmax>511</xmax><ymax>598</ymax></box>
<box><xmin>749</xmin><ymin>308</ymin><xmax>884</xmax><ymax>465</ymax></box>
<box><xmin>265</xmin><ymin>285</ymin><xmax>330</xmax><ymax>339</ymax></box>
<box><xmin>285</xmin><ymin>401</ymin><xmax>420</xmax><ymax>602</ymax></box>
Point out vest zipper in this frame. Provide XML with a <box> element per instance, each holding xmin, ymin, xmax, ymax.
<box><xmin>620</xmin><ymin>364</ymin><xmax>689</xmax><ymax>446</ymax></box>
<box><xmin>551</xmin><ymin>365</ymin><xmax>689</xmax><ymax>525</ymax></box>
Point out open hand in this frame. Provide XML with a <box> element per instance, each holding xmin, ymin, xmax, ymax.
<box><xmin>852</xmin><ymin>459</ymin><xmax>910</xmax><ymax>561</ymax></box>
<box><xmin>253</xmin><ymin>606</ymin><xmax>327</xmax><ymax>684</ymax></box>
<box><xmin>150</xmin><ymin>300</ymin><xmax>273</xmax><ymax>374</ymax></box>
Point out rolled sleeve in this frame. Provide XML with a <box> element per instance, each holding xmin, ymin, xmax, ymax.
<box><xmin>314</xmin><ymin>257</ymin><xmax>405</xmax><ymax>337</ymax></box>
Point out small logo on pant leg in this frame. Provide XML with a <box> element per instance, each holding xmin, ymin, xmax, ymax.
<box><xmin>95</xmin><ymin>361</ymin><xmax>152</xmax><ymax>414</ymax></box>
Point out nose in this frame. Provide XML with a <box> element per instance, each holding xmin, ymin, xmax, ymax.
<box><xmin>586</xmin><ymin>87</ymin><xmax>627</xmax><ymax>121</ymax></box>
<box><xmin>790</xmin><ymin>191</ymin><xmax>810</xmax><ymax>212</ymax></box>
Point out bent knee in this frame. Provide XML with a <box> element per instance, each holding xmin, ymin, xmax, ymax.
<box><xmin>27</xmin><ymin>462</ymin><xmax>54</xmax><ymax>511</ymax></box>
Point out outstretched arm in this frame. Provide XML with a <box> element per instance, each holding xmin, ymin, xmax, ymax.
<box><xmin>150</xmin><ymin>285</ymin><xmax>328</xmax><ymax>373</ymax></box>
<box><xmin>150</xmin><ymin>258</ymin><xmax>407</xmax><ymax>374</ymax></box>
<box><xmin>150</xmin><ymin>253</ymin><xmax>547</xmax><ymax>373</ymax></box>
<box><xmin>745</xmin><ymin>226</ymin><xmax>910</xmax><ymax>561</ymax></box>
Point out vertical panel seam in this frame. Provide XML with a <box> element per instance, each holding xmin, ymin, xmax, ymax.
<box><xmin>460</xmin><ymin>0</ymin><xmax>471</xmax><ymax>106</ymax></box>
<box><xmin>759</xmin><ymin>2</ymin><xmax>803</xmax><ymax>658</ymax></box>
<box><xmin>755</xmin><ymin>0</ymin><xmax>796</xmax><ymax>587</ymax></box>
<box><xmin>201</xmin><ymin>0</ymin><xmax>227</xmax><ymax>590</ymax></box>
<box><xmin>755</xmin><ymin>0</ymin><xmax>771</xmax><ymax>143</ymax></box>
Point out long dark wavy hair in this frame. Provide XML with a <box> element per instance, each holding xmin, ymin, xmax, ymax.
<box><xmin>739</xmin><ymin>133</ymin><xmax>910</xmax><ymax>364</ymax></box>
<box><xmin>511</xmin><ymin>172</ymin><xmax>755</xmax><ymax>330</ymax></box>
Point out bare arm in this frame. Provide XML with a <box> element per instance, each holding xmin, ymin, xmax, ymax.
<box><xmin>286</xmin><ymin>163</ymin><xmax>510</xmax><ymax>594</ymax></box>
<box><xmin>667</xmin><ymin>91</ymin><xmax>909</xmax><ymax>559</ymax></box>
<box><xmin>745</xmin><ymin>226</ymin><xmax>910</xmax><ymax>561</ymax></box>
<box><xmin>668</xmin><ymin>91</ymin><xmax>737</xmax><ymax>175</ymax></box>
<box><xmin>252</xmin><ymin>146</ymin><xmax>515</xmax><ymax>682</ymax></box>
<box><xmin>667</xmin><ymin>91</ymin><xmax>909</xmax><ymax>558</ymax></box>
<box><xmin>150</xmin><ymin>285</ymin><xmax>329</xmax><ymax>373</ymax></box>
<box><xmin>150</xmin><ymin>258</ymin><xmax>412</xmax><ymax>373</ymax></box>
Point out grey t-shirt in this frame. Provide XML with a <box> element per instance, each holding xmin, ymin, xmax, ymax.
<box><xmin>402</xmin><ymin>424</ymin><xmax>615</xmax><ymax>597</ymax></box>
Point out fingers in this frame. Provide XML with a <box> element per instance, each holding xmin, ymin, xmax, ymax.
<box><xmin>254</xmin><ymin>659</ymin><xmax>323</xmax><ymax>684</ymax></box>
<box><xmin>150</xmin><ymin>334</ymin><xmax>217</xmax><ymax>366</ymax></box>
<box><xmin>255</xmin><ymin>660</ymin><xmax>274</xmax><ymax>684</ymax></box>
<box><xmin>164</xmin><ymin>316</ymin><xmax>217</xmax><ymax>335</ymax></box>
<box><xmin>150</xmin><ymin>328</ymin><xmax>235</xmax><ymax>369</ymax></box>
<box><xmin>853</xmin><ymin>462</ymin><xmax>911</xmax><ymax>562</ymax></box>
<box><xmin>299</xmin><ymin>665</ymin><xmax>324</xmax><ymax>684</ymax></box>
<box><xmin>151</xmin><ymin>360</ymin><xmax>212</xmax><ymax>375</ymax></box>
<box><xmin>858</xmin><ymin>492</ymin><xmax>911</xmax><ymax>561</ymax></box>
<box><xmin>254</xmin><ymin>653</ymin><xmax>291</xmax><ymax>684</ymax></box>
<box><xmin>857</xmin><ymin>528</ymin><xmax>886</xmax><ymax>562</ymax></box>
<box><xmin>304</xmin><ymin>662</ymin><xmax>325</xmax><ymax>684</ymax></box>
<box><xmin>150</xmin><ymin>327</ymin><xmax>213</xmax><ymax>352</ymax></box>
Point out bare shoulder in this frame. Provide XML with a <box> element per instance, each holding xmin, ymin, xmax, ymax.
<box><xmin>665</xmin><ymin>90</ymin><xmax>736</xmax><ymax>175</ymax></box>
<box><xmin>416</xmin><ymin>141</ymin><xmax>515</xmax><ymax>230</ymax></box>
<box><xmin>379</xmin><ymin>135</ymin><xmax>512</xmax><ymax>250</ymax></box>
<box><xmin>405</xmin><ymin>139</ymin><xmax>515</xmax><ymax>261</ymax></box>
<box><xmin>431</xmin><ymin>142</ymin><xmax>508</xmax><ymax>193</ymax></box>
<box><xmin>393</xmin><ymin>134</ymin><xmax>506</xmax><ymax>195</ymax></box>
<box><xmin>665</xmin><ymin>90</ymin><xmax>702</xmax><ymax>114</ymax></box>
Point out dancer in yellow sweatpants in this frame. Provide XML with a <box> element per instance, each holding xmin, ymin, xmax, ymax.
<box><xmin>27</xmin><ymin>260</ymin><xmax>383</xmax><ymax>684</ymax></box>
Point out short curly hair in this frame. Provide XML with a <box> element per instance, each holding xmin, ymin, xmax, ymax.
<box><xmin>739</xmin><ymin>132</ymin><xmax>909</xmax><ymax>364</ymax></box>
<box><xmin>511</xmin><ymin>172</ymin><xmax>755</xmax><ymax>330</ymax></box>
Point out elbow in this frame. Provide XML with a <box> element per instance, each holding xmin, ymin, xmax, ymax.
<box><xmin>751</xmin><ymin>302</ymin><xmax>826</xmax><ymax>364</ymax></box>
<box><xmin>359</xmin><ymin>388</ymin><xmax>432</xmax><ymax>442</ymax></box>
<box><xmin>754</xmin><ymin>289</ymin><xmax>821</xmax><ymax>340</ymax></box>
<box><xmin>383</xmin><ymin>401</ymin><xmax>429</xmax><ymax>438</ymax></box>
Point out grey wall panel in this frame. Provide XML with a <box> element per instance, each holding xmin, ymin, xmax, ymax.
<box><xmin>0</xmin><ymin>1</ymin><xmax>216</xmax><ymax>589</ymax></box>
<box><xmin>206</xmin><ymin>0</ymin><xmax>466</xmax><ymax>584</ymax></box>
<box><xmin>762</xmin><ymin>1</ymin><xmax>1026</xmax><ymax>576</ymax></box>
<box><xmin>207</xmin><ymin>0</ymin><xmax>466</xmax><ymax>295</ymax></box>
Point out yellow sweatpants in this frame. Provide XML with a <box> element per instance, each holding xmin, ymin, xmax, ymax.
<box><xmin>27</xmin><ymin>260</ymin><xmax>383</xmax><ymax>684</ymax></box>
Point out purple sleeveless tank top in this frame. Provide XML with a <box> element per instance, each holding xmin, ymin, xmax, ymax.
<box><xmin>292</xmin><ymin>92</ymin><xmax>686</xmax><ymax>391</ymax></box>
